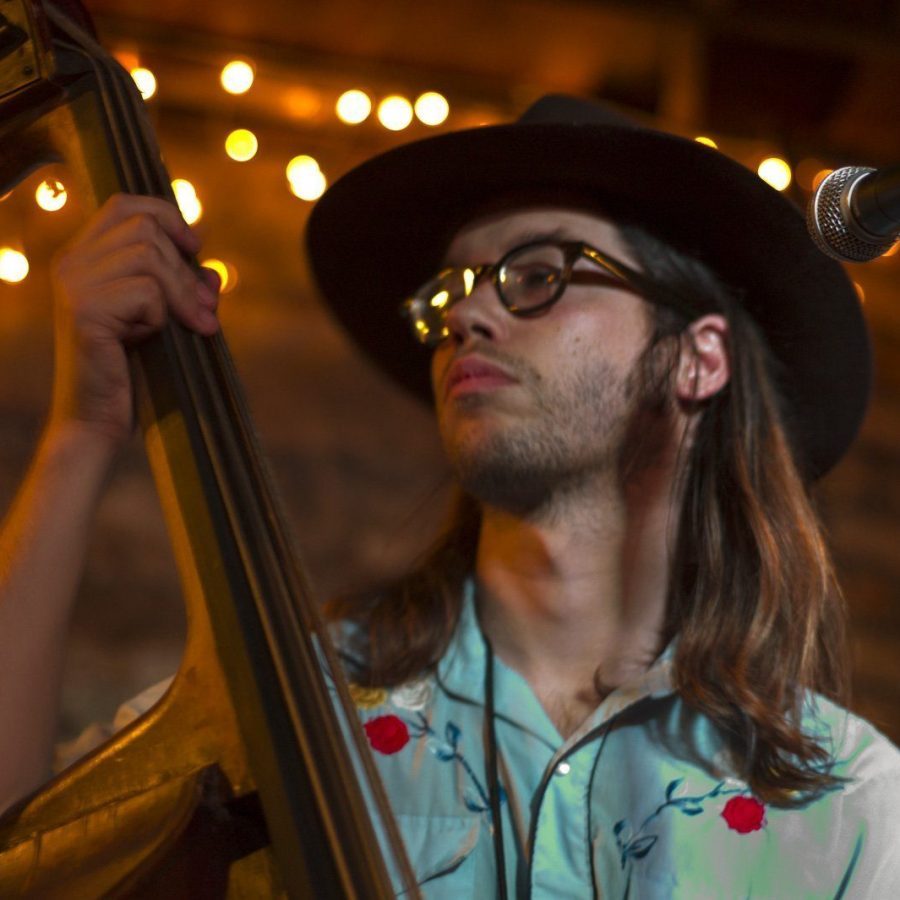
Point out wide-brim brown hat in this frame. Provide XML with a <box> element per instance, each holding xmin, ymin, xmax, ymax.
<box><xmin>306</xmin><ymin>94</ymin><xmax>871</xmax><ymax>480</ymax></box>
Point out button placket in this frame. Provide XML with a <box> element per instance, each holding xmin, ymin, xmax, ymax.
<box><xmin>529</xmin><ymin>746</ymin><xmax>593</xmax><ymax>898</ymax></box>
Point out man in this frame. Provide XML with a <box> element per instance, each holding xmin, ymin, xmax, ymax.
<box><xmin>1</xmin><ymin>94</ymin><xmax>899</xmax><ymax>896</ymax></box>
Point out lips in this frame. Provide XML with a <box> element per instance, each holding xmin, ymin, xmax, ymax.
<box><xmin>444</xmin><ymin>355</ymin><xmax>518</xmax><ymax>399</ymax></box>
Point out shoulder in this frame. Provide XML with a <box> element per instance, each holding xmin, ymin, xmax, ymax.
<box><xmin>803</xmin><ymin>693</ymin><xmax>900</xmax><ymax>785</ymax></box>
<box><xmin>800</xmin><ymin>695</ymin><xmax>900</xmax><ymax>894</ymax></box>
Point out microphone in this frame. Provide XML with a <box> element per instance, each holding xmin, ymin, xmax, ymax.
<box><xmin>807</xmin><ymin>164</ymin><xmax>900</xmax><ymax>262</ymax></box>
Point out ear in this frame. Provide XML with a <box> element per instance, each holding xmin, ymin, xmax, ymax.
<box><xmin>675</xmin><ymin>314</ymin><xmax>731</xmax><ymax>402</ymax></box>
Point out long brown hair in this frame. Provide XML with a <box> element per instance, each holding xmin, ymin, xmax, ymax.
<box><xmin>329</xmin><ymin>222</ymin><xmax>850</xmax><ymax>806</ymax></box>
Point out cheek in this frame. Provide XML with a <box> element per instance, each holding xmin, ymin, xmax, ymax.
<box><xmin>557</xmin><ymin>303</ymin><xmax>652</xmax><ymax>372</ymax></box>
<box><xmin>429</xmin><ymin>346</ymin><xmax>449</xmax><ymax>395</ymax></box>
<box><xmin>430</xmin><ymin>346</ymin><xmax>457</xmax><ymax>421</ymax></box>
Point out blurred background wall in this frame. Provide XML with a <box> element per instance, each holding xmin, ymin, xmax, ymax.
<box><xmin>0</xmin><ymin>0</ymin><xmax>897</xmax><ymax>750</ymax></box>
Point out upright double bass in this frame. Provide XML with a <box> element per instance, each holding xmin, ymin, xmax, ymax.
<box><xmin>0</xmin><ymin>2</ymin><xmax>418</xmax><ymax>895</ymax></box>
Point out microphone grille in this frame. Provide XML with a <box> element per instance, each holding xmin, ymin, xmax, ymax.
<box><xmin>807</xmin><ymin>166</ymin><xmax>895</xmax><ymax>263</ymax></box>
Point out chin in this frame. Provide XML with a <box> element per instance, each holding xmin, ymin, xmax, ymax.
<box><xmin>443</xmin><ymin>427</ymin><xmax>567</xmax><ymax>515</ymax></box>
<box><xmin>438</xmin><ymin>400</ymin><xmax>510</xmax><ymax>451</ymax></box>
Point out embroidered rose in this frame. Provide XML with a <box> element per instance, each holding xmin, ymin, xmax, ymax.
<box><xmin>721</xmin><ymin>796</ymin><xmax>766</xmax><ymax>833</ymax></box>
<box><xmin>390</xmin><ymin>677</ymin><xmax>433</xmax><ymax>711</ymax></box>
<box><xmin>348</xmin><ymin>682</ymin><xmax>388</xmax><ymax>709</ymax></box>
<box><xmin>364</xmin><ymin>714</ymin><xmax>410</xmax><ymax>754</ymax></box>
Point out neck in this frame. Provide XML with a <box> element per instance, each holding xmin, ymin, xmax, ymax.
<box><xmin>475</xmin><ymin>461</ymin><xmax>680</xmax><ymax>736</ymax></box>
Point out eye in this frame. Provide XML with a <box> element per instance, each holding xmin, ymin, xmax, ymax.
<box><xmin>506</xmin><ymin>262</ymin><xmax>560</xmax><ymax>289</ymax></box>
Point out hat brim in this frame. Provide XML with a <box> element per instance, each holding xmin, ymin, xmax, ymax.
<box><xmin>306</xmin><ymin>120</ymin><xmax>871</xmax><ymax>480</ymax></box>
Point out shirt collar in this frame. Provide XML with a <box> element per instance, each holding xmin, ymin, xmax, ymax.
<box><xmin>436</xmin><ymin>577</ymin><xmax>487</xmax><ymax>704</ymax></box>
<box><xmin>437</xmin><ymin>577</ymin><xmax>677</xmax><ymax>742</ymax></box>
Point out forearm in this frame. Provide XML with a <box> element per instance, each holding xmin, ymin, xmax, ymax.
<box><xmin>0</xmin><ymin>420</ymin><xmax>118</xmax><ymax>810</ymax></box>
<box><xmin>0</xmin><ymin>194</ymin><xmax>214</xmax><ymax>813</ymax></box>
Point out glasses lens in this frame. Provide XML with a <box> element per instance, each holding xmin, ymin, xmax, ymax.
<box><xmin>405</xmin><ymin>268</ymin><xmax>472</xmax><ymax>346</ymax></box>
<box><xmin>498</xmin><ymin>243</ymin><xmax>566</xmax><ymax>311</ymax></box>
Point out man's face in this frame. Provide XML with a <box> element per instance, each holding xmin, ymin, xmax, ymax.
<box><xmin>430</xmin><ymin>206</ymin><xmax>659</xmax><ymax>513</ymax></box>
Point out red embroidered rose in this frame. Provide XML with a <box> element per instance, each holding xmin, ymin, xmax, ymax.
<box><xmin>364</xmin><ymin>715</ymin><xmax>410</xmax><ymax>754</ymax></box>
<box><xmin>721</xmin><ymin>796</ymin><xmax>766</xmax><ymax>834</ymax></box>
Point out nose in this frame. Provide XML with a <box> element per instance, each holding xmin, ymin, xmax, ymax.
<box><xmin>443</xmin><ymin>277</ymin><xmax>508</xmax><ymax>346</ymax></box>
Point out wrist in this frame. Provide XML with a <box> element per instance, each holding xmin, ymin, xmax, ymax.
<box><xmin>39</xmin><ymin>415</ymin><xmax>124</xmax><ymax>473</ymax></box>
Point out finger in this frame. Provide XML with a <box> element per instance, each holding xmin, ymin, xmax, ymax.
<box><xmin>64</xmin><ymin>241</ymin><xmax>216</xmax><ymax>340</ymax></box>
<box><xmin>84</xmin><ymin>275</ymin><xmax>218</xmax><ymax>342</ymax></box>
<box><xmin>72</xmin><ymin>220</ymin><xmax>214</xmax><ymax>333</ymax></box>
<box><xmin>80</xmin><ymin>193</ymin><xmax>201</xmax><ymax>256</ymax></box>
<box><xmin>114</xmin><ymin>275</ymin><xmax>216</xmax><ymax>340</ymax></box>
<box><xmin>198</xmin><ymin>265</ymin><xmax>221</xmax><ymax>301</ymax></box>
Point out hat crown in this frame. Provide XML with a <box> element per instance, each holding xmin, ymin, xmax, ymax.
<box><xmin>518</xmin><ymin>93</ymin><xmax>644</xmax><ymax>131</ymax></box>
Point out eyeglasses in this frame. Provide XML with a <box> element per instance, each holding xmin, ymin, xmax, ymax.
<box><xmin>400</xmin><ymin>239</ymin><xmax>695</xmax><ymax>348</ymax></box>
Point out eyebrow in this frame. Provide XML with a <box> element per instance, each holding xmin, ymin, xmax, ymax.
<box><xmin>442</xmin><ymin>227</ymin><xmax>579</xmax><ymax>268</ymax></box>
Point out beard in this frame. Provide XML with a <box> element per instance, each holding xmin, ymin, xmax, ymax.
<box><xmin>438</xmin><ymin>346</ymin><xmax>669</xmax><ymax>517</ymax></box>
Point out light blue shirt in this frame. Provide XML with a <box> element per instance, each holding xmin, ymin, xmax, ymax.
<box><xmin>75</xmin><ymin>582</ymin><xmax>900</xmax><ymax>898</ymax></box>
<box><xmin>345</xmin><ymin>582</ymin><xmax>900</xmax><ymax>898</ymax></box>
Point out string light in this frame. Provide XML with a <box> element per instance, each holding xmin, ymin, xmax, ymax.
<box><xmin>336</xmin><ymin>90</ymin><xmax>372</xmax><ymax>125</ymax></box>
<box><xmin>201</xmin><ymin>258</ymin><xmax>238</xmax><ymax>293</ymax></box>
<box><xmin>414</xmin><ymin>92</ymin><xmax>449</xmax><ymax>126</ymax></box>
<box><xmin>0</xmin><ymin>248</ymin><xmax>29</xmax><ymax>283</ymax></box>
<box><xmin>286</xmin><ymin>154</ymin><xmax>326</xmax><ymax>201</ymax></box>
<box><xmin>286</xmin><ymin>155</ymin><xmax>320</xmax><ymax>183</ymax></box>
<box><xmin>289</xmin><ymin>170</ymin><xmax>326</xmax><ymax>201</ymax></box>
<box><xmin>171</xmin><ymin>178</ymin><xmax>202</xmax><ymax>224</ymax></box>
<box><xmin>289</xmin><ymin>171</ymin><xmax>326</xmax><ymax>200</ymax></box>
<box><xmin>220</xmin><ymin>60</ymin><xmax>255</xmax><ymax>95</ymax></box>
<box><xmin>225</xmin><ymin>129</ymin><xmax>258</xmax><ymax>162</ymax></box>
<box><xmin>35</xmin><ymin>179</ymin><xmax>67</xmax><ymax>211</ymax></box>
<box><xmin>757</xmin><ymin>157</ymin><xmax>792</xmax><ymax>192</ymax></box>
<box><xmin>377</xmin><ymin>95</ymin><xmax>413</xmax><ymax>131</ymax></box>
<box><xmin>130</xmin><ymin>67</ymin><xmax>157</xmax><ymax>100</ymax></box>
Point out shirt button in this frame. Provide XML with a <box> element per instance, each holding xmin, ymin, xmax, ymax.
<box><xmin>555</xmin><ymin>761</ymin><xmax>571</xmax><ymax>776</ymax></box>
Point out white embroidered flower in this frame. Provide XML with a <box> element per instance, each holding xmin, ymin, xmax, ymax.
<box><xmin>390</xmin><ymin>677</ymin><xmax>433</xmax><ymax>711</ymax></box>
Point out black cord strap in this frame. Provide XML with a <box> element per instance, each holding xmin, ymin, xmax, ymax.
<box><xmin>484</xmin><ymin>639</ymin><xmax>509</xmax><ymax>899</ymax></box>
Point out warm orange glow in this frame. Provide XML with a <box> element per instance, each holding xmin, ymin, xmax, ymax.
<box><xmin>336</xmin><ymin>90</ymin><xmax>372</xmax><ymax>125</ymax></box>
<box><xmin>220</xmin><ymin>60</ymin><xmax>255</xmax><ymax>95</ymax></box>
<box><xmin>812</xmin><ymin>168</ymin><xmax>834</xmax><ymax>191</ymax></box>
<box><xmin>883</xmin><ymin>241</ymin><xmax>899</xmax><ymax>258</ymax></box>
<box><xmin>796</xmin><ymin>158</ymin><xmax>826</xmax><ymax>192</ymax></box>
<box><xmin>415</xmin><ymin>92</ymin><xmax>449</xmax><ymax>126</ymax></box>
<box><xmin>282</xmin><ymin>87</ymin><xmax>321</xmax><ymax>121</ymax></box>
<box><xmin>853</xmin><ymin>282</ymin><xmax>865</xmax><ymax>303</ymax></box>
<box><xmin>377</xmin><ymin>95</ymin><xmax>413</xmax><ymax>131</ymax></box>
<box><xmin>201</xmin><ymin>258</ymin><xmax>238</xmax><ymax>294</ymax></box>
<box><xmin>130</xmin><ymin>67</ymin><xmax>157</xmax><ymax>100</ymax></box>
<box><xmin>0</xmin><ymin>248</ymin><xmax>29</xmax><ymax>283</ymax></box>
<box><xmin>114</xmin><ymin>49</ymin><xmax>140</xmax><ymax>71</ymax></box>
<box><xmin>757</xmin><ymin>157</ymin><xmax>792</xmax><ymax>192</ymax></box>
<box><xmin>35</xmin><ymin>179</ymin><xmax>67</xmax><ymax>211</ymax></box>
<box><xmin>225</xmin><ymin>129</ymin><xmax>258</xmax><ymax>162</ymax></box>
<box><xmin>694</xmin><ymin>136</ymin><xmax>718</xmax><ymax>149</ymax></box>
